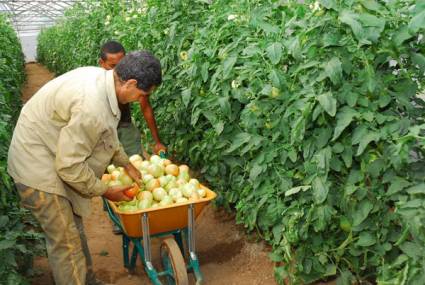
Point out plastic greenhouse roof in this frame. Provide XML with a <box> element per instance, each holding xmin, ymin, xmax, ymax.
<box><xmin>0</xmin><ymin>0</ymin><xmax>79</xmax><ymax>35</ymax></box>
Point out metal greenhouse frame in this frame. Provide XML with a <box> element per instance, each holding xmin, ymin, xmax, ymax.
<box><xmin>0</xmin><ymin>0</ymin><xmax>79</xmax><ymax>34</ymax></box>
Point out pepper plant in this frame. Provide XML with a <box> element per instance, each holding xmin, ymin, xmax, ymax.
<box><xmin>0</xmin><ymin>14</ymin><xmax>44</xmax><ymax>284</ymax></box>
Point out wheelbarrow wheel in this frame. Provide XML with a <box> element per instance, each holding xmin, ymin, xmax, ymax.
<box><xmin>160</xmin><ymin>237</ymin><xmax>189</xmax><ymax>285</ymax></box>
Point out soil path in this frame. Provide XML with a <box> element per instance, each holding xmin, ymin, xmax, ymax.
<box><xmin>24</xmin><ymin>63</ymin><xmax>277</xmax><ymax>285</ymax></box>
<box><xmin>21</xmin><ymin>62</ymin><xmax>54</xmax><ymax>103</ymax></box>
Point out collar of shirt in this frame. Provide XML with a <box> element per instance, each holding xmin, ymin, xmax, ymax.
<box><xmin>105</xmin><ymin>70</ymin><xmax>121</xmax><ymax>119</ymax></box>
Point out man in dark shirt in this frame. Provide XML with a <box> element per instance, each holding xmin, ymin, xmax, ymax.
<box><xmin>99</xmin><ymin>41</ymin><xmax>166</xmax><ymax>156</ymax></box>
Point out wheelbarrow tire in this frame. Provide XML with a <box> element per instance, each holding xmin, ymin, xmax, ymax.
<box><xmin>160</xmin><ymin>237</ymin><xmax>189</xmax><ymax>285</ymax></box>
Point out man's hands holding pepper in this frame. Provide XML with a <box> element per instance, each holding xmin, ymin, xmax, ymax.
<box><xmin>102</xmin><ymin>163</ymin><xmax>141</xmax><ymax>202</ymax></box>
<box><xmin>103</xmin><ymin>185</ymin><xmax>132</xmax><ymax>202</ymax></box>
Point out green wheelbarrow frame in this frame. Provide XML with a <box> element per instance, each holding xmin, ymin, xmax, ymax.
<box><xmin>103</xmin><ymin>198</ymin><xmax>203</xmax><ymax>285</ymax></box>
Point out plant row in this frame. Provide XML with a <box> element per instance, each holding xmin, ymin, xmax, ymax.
<box><xmin>0</xmin><ymin>14</ymin><xmax>44</xmax><ymax>285</ymax></box>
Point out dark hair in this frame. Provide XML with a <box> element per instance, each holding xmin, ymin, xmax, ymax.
<box><xmin>100</xmin><ymin>40</ymin><xmax>126</xmax><ymax>60</ymax></box>
<box><xmin>115</xmin><ymin>51</ymin><xmax>162</xmax><ymax>92</ymax></box>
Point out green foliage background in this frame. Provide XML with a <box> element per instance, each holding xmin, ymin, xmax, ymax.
<box><xmin>0</xmin><ymin>15</ymin><xmax>44</xmax><ymax>284</ymax></box>
<box><xmin>37</xmin><ymin>0</ymin><xmax>425</xmax><ymax>283</ymax></box>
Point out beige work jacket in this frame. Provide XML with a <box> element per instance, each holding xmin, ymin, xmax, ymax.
<box><xmin>8</xmin><ymin>67</ymin><xmax>129</xmax><ymax>217</ymax></box>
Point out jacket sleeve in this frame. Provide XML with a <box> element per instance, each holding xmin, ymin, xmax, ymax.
<box><xmin>111</xmin><ymin>143</ymin><xmax>130</xmax><ymax>167</ymax></box>
<box><xmin>55</xmin><ymin>108</ymin><xmax>108</xmax><ymax>197</ymax></box>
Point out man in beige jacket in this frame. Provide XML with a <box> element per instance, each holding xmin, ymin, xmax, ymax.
<box><xmin>8</xmin><ymin>50</ymin><xmax>162</xmax><ymax>285</ymax></box>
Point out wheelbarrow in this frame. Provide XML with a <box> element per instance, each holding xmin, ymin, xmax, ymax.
<box><xmin>103</xmin><ymin>185</ymin><xmax>216</xmax><ymax>285</ymax></box>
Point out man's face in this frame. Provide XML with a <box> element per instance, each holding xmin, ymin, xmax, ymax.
<box><xmin>117</xmin><ymin>79</ymin><xmax>156</xmax><ymax>104</ymax></box>
<box><xmin>99</xmin><ymin>52</ymin><xmax>125</xmax><ymax>70</ymax></box>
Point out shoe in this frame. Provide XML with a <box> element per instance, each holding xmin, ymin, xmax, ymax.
<box><xmin>112</xmin><ymin>224</ymin><xmax>122</xmax><ymax>235</ymax></box>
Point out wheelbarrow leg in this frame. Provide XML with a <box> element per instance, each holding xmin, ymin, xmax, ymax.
<box><xmin>129</xmin><ymin>239</ymin><xmax>139</xmax><ymax>270</ymax></box>
<box><xmin>188</xmin><ymin>204</ymin><xmax>202</xmax><ymax>284</ymax></box>
<box><xmin>141</xmin><ymin>213</ymin><xmax>162</xmax><ymax>285</ymax></box>
<box><xmin>173</xmin><ymin>230</ymin><xmax>185</xmax><ymax>254</ymax></box>
<box><xmin>122</xmin><ymin>235</ymin><xmax>132</xmax><ymax>270</ymax></box>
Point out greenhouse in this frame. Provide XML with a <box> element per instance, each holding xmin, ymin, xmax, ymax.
<box><xmin>0</xmin><ymin>0</ymin><xmax>424</xmax><ymax>284</ymax></box>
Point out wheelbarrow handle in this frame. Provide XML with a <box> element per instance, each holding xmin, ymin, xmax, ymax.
<box><xmin>102</xmin><ymin>197</ymin><xmax>125</xmax><ymax>232</ymax></box>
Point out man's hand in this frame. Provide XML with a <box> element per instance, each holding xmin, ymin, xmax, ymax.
<box><xmin>124</xmin><ymin>163</ymin><xmax>141</xmax><ymax>185</ymax></box>
<box><xmin>139</xmin><ymin>95</ymin><xmax>166</xmax><ymax>156</ymax></box>
<box><xmin>103</xmin><ymin>185</ymin><xmax>132</xmax><ymax>202</ymax></box>
<box><xmin>153</xmin><ymin>142</ymin><xmax>167</xmax><ymax>155</ymax></box>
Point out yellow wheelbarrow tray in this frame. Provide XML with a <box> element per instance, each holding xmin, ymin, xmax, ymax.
<box><xmin>107</xmin><ymin>185</ymin><xmax>216</xmax><ymax>237</ymax></box>
<box><xmin>104</xmin><ymin>184</ymin><xmax>217</xmax><ymax>285</ymax></box>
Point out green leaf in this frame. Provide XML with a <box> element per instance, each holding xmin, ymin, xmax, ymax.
<box><xmin>0</xmin><ymin>239</ymin><xmax>15</xmax><ymax>250</ymax></box>
<box><xmin>312</xmin><ymin>176</ymin><xmax>329</xmax><ymax>204</ymax></box>
<box><xmin>0</xmin><ymin>215</ymin><xmax>9</xmax><ymax>227</ymax></box>
<box><xmin>332</xmin><ymin>143</ymin><xmax>344</xmax><ymax>153</ymax></box>
<box><xmin>266</xmin><ymin>42</ymin><xmax>283</xmax><ymax>65</ymax></box>
<box><xmin>355</xmin><ymin>232</ymin><xmax>376</xmax><ymax>247</ymax></box>
<box><xmin>406</xmin><ymin>183</ymin><xmax>425</xmax><ymax>195</ymax></box>
<box><xmin>314</xmin><ymin>205</ymin><xmax>334</xmax><ymax>231</ymax></box>
<box><xmin>412</xmin><ymin>52</ymin><xmax>425</xmax><ymax>73</ymax></box>
<box><xmin>249</xmin><ymin>163</ymin><xmax>264</xmax><ymax>181</ymax></box>
<box><xmin>400</xmin><ymin>242</ymin><xmax>421</xmax><ymax>259</ymax></box>
<box><xmin>332</xmin><ymin>107</ymin><xmax>357</xmax><ymax>141</ymax></box>
<box><xmin>346</xmin><ymin>92</ymin><xmax>358</xmax><ymax>107</ymax></box>
<box><xmin>336</xmin><ymin>271</ymin><xmax>355</xmax><ymax>285</ymax></box>
<box><xmin>393</xmin><ymin>26</ymin><xmax>414</xmax><ymax>46</ymax></box>
<box><xmin>284</xmin><ymin>37</ymin><xmax>301</xmax><ymax>61</ymax></box>
<box><xmin>288</xmin><ymin>148</ymin><xmax>297</xmax><ymax>163</ymax></box>
<box><xmin>257</xmin><ymin>21</ymin><xmax>279</xmax><ymax>34</ymax></box>
<box><xmin>285</xmin><ymin>185</ymin><xmax>311</xmax><ymax>197</ymax></box>
<box><xmin>319</xmin><ymin>0</ymin><xmax>337</xmax><ymax>10</ymax></box>
<box><xmin>322</xmin><ymin>33</ymin><xmax>341</xmax><ymax>47</ymax></box>
<box><xmin>269</xmin><ymin>251</ymin><xmax>284</xmax><ymax>262</ymax></box>
<box><xmin>201</xmin><ymin>62</ymin><xmax>209</xmax><ymax>82</ymax></box>
<box><xmin>317</xmin><ymin>92</ymin><xmax>337</xmax><ymax>117</ymax></box>
<box><xmin>365</xmin><ymin>63</ymin><xmax>377</xmax><ymax>93</ymax></box>
<box><xmin>361</xmin><ymin>0</ymin><xmax>383</xmax><ymax>12</ymax></box>
<box><xmin>399</xmin><ymin>199</ymin><xmax>422</xmax><ymax>208</ymax></box>
<box><xmin>408</xmin><ymin>10</ymin><xmax>425</xmax><ymax>34</ymax></box>
<box><xmin>214</xmin><ymin>121</ymin><xmax>224</xmax><ymax>135</ymax></box>
<box><xmin>315</xmin><ymin>147</ymin><xmax>332</xmax><ymax>175</ymax></box>
<box><xmin>387</xmin><ymin>177</ymin><xmax>411</xmax><ymax>196</ymax></box>
<box><xmin>325</xmin><ymin>264</ymin><xmax>337</xmax><ymax>277</ymax></box>
<box><xmin>223</xmin><ymin>56</ymin><xmax>237</xmax><ymax>78</ymax></box>
<box><xmin>324</xmin><ymin>57</ymin><xmax>343</xmax><ymax>85</ymax></box>
<box><xmin>294</xmin><ymin>60</ymin><xmax>320</xmax><ymax>74</ymax></box>
<box><xmin>339</xmin><ymin>10</ymin><xmax>369</xmax><ymax>44</ymax></box>
<box><xmin>352</xmin><ymin>125</ymin><xmax>368</xmax><ymax>145</ymax></box>
<box><xmin>181</xmin><ymin>88</ymin><xmax>191</xmax><ymax>107</ymax></box>
<box><xmin>269</xmin><ymin>69</ymin><xmax>281</xmax><ymax>87</ymax></box>
<box><xmin>378</xmin><ymin>94</ymin><xmax>391</xmax><ymax>108</ymax></box>
<box><xmin>316</xmin><ymin>128</ymin><xmax>332</xmax><ymax>149</ymax></box>
<box><xmin>225</xmin><ymin>132</ymin><xmax>251</xmax><ymax>153</ymax></box>
<box><xmin>358</xmin><ymin>13</ymin><xmax>386</xmax><ymax>42</ymax></box>
<box><xmin>218</xmin><ymin>97</ymin><xmax>231</xmax><ymax>119</ymax></box>
<box><xmin>361</xmin><ymin>111</ymin><xmax>374</xmax><ymax>122</ymax></box>
<box><xmin>356</xmin><ymin>131</ymin><xmax>380</xmax><ymax>156</ymax></box>
<box><xmin>341</xmin><ymin>145</ymin><xmax>353</xmax><ymax>167</ymax></box>
<box><xmin>352</xmin><ymin>200</ymin><xmax>373</xmax><ymax>226</ymax></box>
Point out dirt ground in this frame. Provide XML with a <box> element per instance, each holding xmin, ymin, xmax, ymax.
<box><xmin>23</xmin><ymin>63</ymin><xmax>277</xmax><ymax>285</ymax></box>
<box><xmin>21</xmin><ymin>62</ymin><xmax>54</xmax><ymax>103</ymax></box>
<box><xmin>32</xmin><ymin>200</ymin><xmax>277</xmax><ymax>285</ymax></box>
